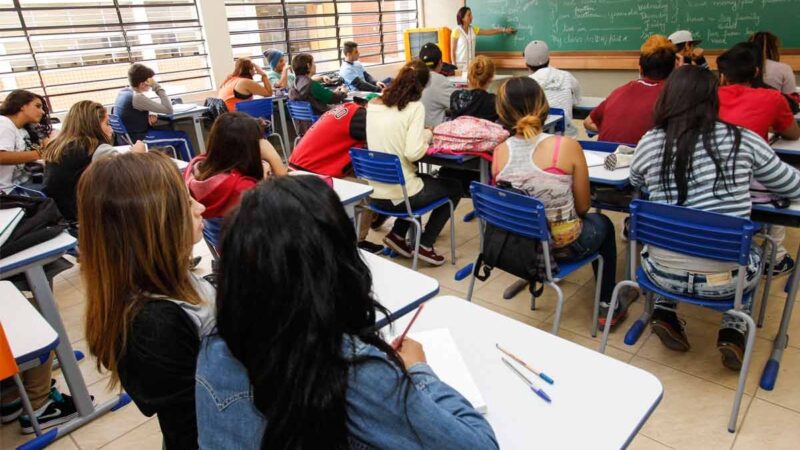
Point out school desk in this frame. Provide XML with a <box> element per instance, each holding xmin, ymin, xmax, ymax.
<box><xmin>772</xmin><ymin>137</ymin><xmax>800</xmax><ymax>156</ymax></box>
<box><xmin>156</xmin><ymin>104</ymin><xmax>209</xmax><ymax>154</ymax></box>
<box><xmin>0</xmin><ymin>281</ymin><xmax>58</xmax><ymax>370</ymax></box>
<box><xmin>447</xmin><ymin>74</ymin><xmax>512</xmax><ymax>91</ymax></box>
<box><xmin>574</xmin><ymin>96</ymin><xmax>605</xmax><ymax>112</ymax></box>
<box><xmin>112</xmin><ymin>145</ymin><xmax>189</xmax><ymax>171</ymax></box>
<box><xmin>361</xmin><ymin>250</ymin><xmax>439</xmax><ymax>327</ymax></box>
<box><xmin>388</xmin><ymin>295</ymin><xmax>663</xmax><ymax>449</ymax></box>
<box><xmin>289</xmin><ymin>170</ymin><xmax>373</xmax><ymax>221</ymax></box>
<box><xmin>0</xmin><ymin>233</ymin><xmax>131</xmax><ymax>447</ymax></box>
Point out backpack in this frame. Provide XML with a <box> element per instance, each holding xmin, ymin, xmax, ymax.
<box><xmin>472</xmin><ymin>182</ymin><xmax>559</xmax><ymax>299</ymax></box>
<box><xmin>202</xmin><ymin>97</ymin><xmax>228</xmax><ymax>127</ymax></box>
<box><xmin>431</xmin><ymin>116</ymin><xmax>509</xmax><ymax>154</ymax></box>
<box><xmin>0</xmin><ymin>194</ymin><xmax>67</xmax><ymax>258</ymax></box>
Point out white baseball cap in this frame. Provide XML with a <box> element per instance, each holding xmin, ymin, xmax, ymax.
<box><xmin>524</xmin><ymin>40</ymin><xmax>550</xmax><ymax>67</ymax></box>
<box><xmin>668</xmin><ymin>30</ymin><xmax>701</xmax><ymax>45</ymax></box>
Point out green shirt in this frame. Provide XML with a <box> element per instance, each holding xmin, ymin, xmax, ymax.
<box><xmin>266</xmin><ymin>69</ymin><xmax>295</xmax><ymax>88</ymax></box>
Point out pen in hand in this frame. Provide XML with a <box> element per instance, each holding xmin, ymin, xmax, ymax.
<box><xmin>392</xmin><ymin>303</ymin><xmax>425</xmax><ymax>350</ymax></box>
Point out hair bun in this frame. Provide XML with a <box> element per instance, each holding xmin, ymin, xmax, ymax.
<box><xmin>516</xmin><ymin>114</ymin><xmax>542</xmax><ymax>140</ymax></box>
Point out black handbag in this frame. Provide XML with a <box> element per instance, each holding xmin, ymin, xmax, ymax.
<box><xmin>472</xmin><ymin>182</ymin><xmax>559</xmax><ymax>298</ymax></box>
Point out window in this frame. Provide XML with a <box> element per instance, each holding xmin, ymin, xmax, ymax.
<box><xmin>0</xmin><ymin>0</ymin><xmax>212</xmax><ymax>112</ymax></box>
<box><xmin>226</xmin><ymin>0</ymin><xmax>418</xmax><ymax>73</ymax></box>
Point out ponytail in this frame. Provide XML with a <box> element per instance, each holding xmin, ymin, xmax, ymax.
<box><xmin>495</xmin><ymin>77</ymin><xmax>549</xmax><ymax>141</ymax></box>
<box><xmin>515</xmin><ymin>114</ymin><xmax>543</xmax><ymax>140</ymax></box>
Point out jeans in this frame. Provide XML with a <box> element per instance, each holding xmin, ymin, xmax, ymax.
<box><xmin>642</xmin><ymin>246</ymin><xmax>762</xmax><ymax>334</ymax></box>
<box><xmin>553</xmin><ymin>213</ymin><xmax>617</xmax><ymax>302</ymax></box>
<box><xmin>370</xmin><ymin>174</ymin><xmax>461</xmax><ymax>248</ymax></box>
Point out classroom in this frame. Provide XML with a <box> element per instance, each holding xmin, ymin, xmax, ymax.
<box><xmin>1</xmin><ymin>0</ymin><xmax>800</xmax><ymax>448</ymax></box>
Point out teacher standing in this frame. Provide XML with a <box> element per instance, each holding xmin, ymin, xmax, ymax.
<box><xmin>451</xmin><ymin>6</ymin><xmax>515</xmax><ymax>72</ymax></box>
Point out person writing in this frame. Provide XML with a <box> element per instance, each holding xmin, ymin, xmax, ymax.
<box><xmin>450</xmin><ymin>6</ymin><xmax>514</xmax><ymax>72</ymax></box>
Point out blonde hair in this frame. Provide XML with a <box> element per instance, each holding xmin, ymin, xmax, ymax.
<box><xmin>640</xmin><ymin>34</ymin><xmax>677</xmax><ymax>56</ymax></box>
<box><xmin>42</xmin><ymin>101</ymin><xmax>109</xmax><ymax>163</ymax></box>
<box><xmin>79</xmin><ymin>152</ymin><xmax>202</xmax><ymax>388</ymax></box>
<box><xmin>495</xmin><ymin>77</ymin><xmax>549</xmax><ymax>140</ymax></box>
<box><xmin>467</xmin><ymin>55</ymin><xmax>495</xmax><ymax>89</ymax></box>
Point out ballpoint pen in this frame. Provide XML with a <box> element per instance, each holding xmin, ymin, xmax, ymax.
<box><xmin>501</xmin><ymin>357</ymin><xmax>552</xmax><ymax>403</ymax></box>
<box><xmin>496</xmin><ymin>343</ymin><xmax>554</xmax><ymax>384</ymax></box>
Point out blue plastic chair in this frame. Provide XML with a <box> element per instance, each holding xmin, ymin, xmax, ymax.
<box><xmin>599</xmin><ymin>200</ymin><xmax>764</xmax><ymax>433</ymax></box>
<box><xmin>202</xmin><ymin>217</ymin><xmax>224</xmax><ymax>261</ymax></box>
<box><xmin>108</xmin><ymin>114</ymin><xmax>191</xmax><ymax>161</ymax></box>
<box><xmin>286</xmin><ymin>100</ymin><xmax>320</xmax><ymax>148</ymax></box>
<box><xmin>548</xmin><ymin>107</ymin><xmax>566</xmax><ymax>135</ymax></box>
<box><xmin>464</xmin><ymin>181</ymin><xmax>604</xmax><ymax>336</ymax></box>
<box><xmin>234</xmin><ymin>98</ymin><xmax>288</xmax><ymax>162</ymax></box>
<box><xmin>349</xmin><ymin>148</ymin><xmax>456</xmax><ymax>271</ymax></box>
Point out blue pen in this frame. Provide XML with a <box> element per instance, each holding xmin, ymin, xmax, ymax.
<box><xmin>496</xmin><ymin>343</ymin><xmax>555</xmax><ymax>384</ymax></box>
<box><xmin>501</xmin><ymin>357</ymin><xmax>552</xmax><ymax>403</ymax></box>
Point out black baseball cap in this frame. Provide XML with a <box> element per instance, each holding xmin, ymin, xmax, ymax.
<box><xmin>419</xmin><ymin>42</ymin><xmax>442</xmax><ymax>68</ymax></box>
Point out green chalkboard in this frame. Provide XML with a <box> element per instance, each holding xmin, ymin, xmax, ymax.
<box><xmin>469</xmin><ymin>0</ymin><xmax>800</xmax><ymax>52</ymax></box>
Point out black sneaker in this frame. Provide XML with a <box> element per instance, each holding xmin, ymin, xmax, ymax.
<box><xmin>19</xmin><ymin>387</ymin><xmax>80</xmax><ymax>434</ymax></box>
<box><xmin>651</xmin><ymin>309</ymin><xmax>690</xmax><ymax>352</ymax></box>
<box><xmin>1</xmin><ymin>399</ymin><xmax>22</xmax><ymax>424</ymax></box>
<box><xmin>770</xmin><ymin>254</ymin><xmax>795</xmax><ymax>278</ymax></box>
<box><xmin>357</xmin><ymin>240</ymin><xmax>385</xmax><ymax>254</ymax></box>
<box><xmin>717</xmin><ymin>328</ymin><xmax>746</xmax><ymax>371</ymax></box>
<box><xmin>598</xmin><ymin>286</ymin><xmax>638</xmax><ymax>328</ymax></box>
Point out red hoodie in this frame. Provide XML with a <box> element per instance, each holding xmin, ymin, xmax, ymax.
<box><xmin>184</xmin><ymin>156</ymin><xmax>258</xmax><ymax>218</ymax></box>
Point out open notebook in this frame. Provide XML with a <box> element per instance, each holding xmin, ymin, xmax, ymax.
<box><xmin>584</xmin><ymin>151</ymin><xmax>606</xmax><ymax>167</ymax></box>
<box><xmin>171</xmin><ymin>103</ymin><xmax>198</xmax><ymax>113</ymax></box>
<box><xmin>409</xmin><ymin>328</ymin><xmax>487</xmax><ymax>414</ymax></box>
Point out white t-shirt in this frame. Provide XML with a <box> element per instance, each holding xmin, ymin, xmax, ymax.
<box><xmin>0</xmin><ymin>115</ymin><xmax>29</xmax><ymax>192</ymax></box>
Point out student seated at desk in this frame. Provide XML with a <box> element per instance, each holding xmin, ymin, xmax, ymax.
<box><xmin>289</xmin><ymin>53</ymin><xmax>347</xmax><ymax>117</ymax></box>
<box><xmin>340</xmin><ymin>41</ymin><xmax>386</xmax><ymax>93</ymax></box>
<box><xmin>185</xmin><ymin>112</ymin><xmax>286</xmax><ymax>219</ymax></box>
<box><xmin>366</xmin><ymin>59</ymin><xmax>462</xmax><ymax>266</ymax></box>
<box><xmin>263</xmin><ymin>48</ymin><xmax>294</xmax><ymax>89</ymax></box>
<box><xmin>584</xmin><ymin>35</ymin><xmax>679</xmax><ymax>145</ymax></box>
<box><xmin>717</xmin><ymin>43</ymin><xmax>800</xmax><ymax>276</ymax></box>
<box><xmin>449</xmin><ymin>55</ymin><xmax>498</xmax><ymax>122</ymax></box>
<box><xmin>113</xmin><ymin>63</ymin><xmax>193</xmax><ymax>158</ymax></box>
<box><xmin>668</xmin><ymin>30</ymin><xmax>709</xmax><ymax>69</ymax></box>
<box><xmin>42</xmin><ymin>100</ymin><xmax>145</xmax><ymax>229</ymax></box>
<box><xmin>493</xmin><ymin>77</ymin><xmax>635</xmax><ymax>327</ymax></box>
<box><xmin>630</xmin><ymin>66</ymin><xmax>800</xmax><ymax>369</ymax></box>
<box><xmin>195</xmin><ymin>175</ymin><xmax>498</xmax><ymax>450</ymax></box>
<box><xmin>287</xmin><ymin>102</ymin><xmax>384</xmax><ymax>253</ymax></box>
<box><xmin>80</xmin><ymin>152</ymin><xmax>215</xmax><ymax>449</ymax></box>
<box><xmin>524</xmin><ymin>40</ymin><xmax>581</xmax><ymax>137</ymax></box>
<box><xmin>419</xmin><ymin>43</ymin><xmax>456</xmax><ymax>128</ymax></box>
<box><xmin>749</xmin><ymin>31</ymin><xmax>797</xmax><ymax>95</ymax></box>
<box><xmin>0</xmin><ymin>89</ymin><xmax>51</xmax><ymax>193</ymax></box>
<box><xmin>218</xmin><ymin>57</ymin><xmax>273</xmax><ymax>113</ymax></box>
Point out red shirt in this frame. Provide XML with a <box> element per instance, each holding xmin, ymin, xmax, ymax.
<box><xmin>288</xmin><ymin>102</ymin><xmax>366</xmax><ymax>177</ymax></box>
<box><xmin>589</xmin><ymin>78</ymin><xmax>665</xmax><ymax>145</ymax></box>
<box><xmin>184</xmin><ymin>156</ymin><xmax>258</xmax><ymax>218</ymax></box>
<box><xmin>718</xmin><ymin>84</ymin><xmax>795</xmax><ymax>141</ymax></box>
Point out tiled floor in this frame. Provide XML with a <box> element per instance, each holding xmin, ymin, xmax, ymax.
<box><xmin>4</xmin><ymin>163</ymin><xmax>800</xmax><ymax>449</ymax></box>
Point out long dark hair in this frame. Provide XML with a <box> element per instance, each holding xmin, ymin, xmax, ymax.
<box><xmin>750</xmin><ymin>31</ymin><xmax>781</xmax><ymax>62</ymax></box>
<box><xmin>197</xmin><ymin>112</ymin><xmax>264</xmax><ymax>181</ymax></box>
<box><xmin>456</xmin><ymin>6</ymin><xmax>471</xmax><ymax>26</ymax></box>
<box><xmin>216</xmin><ymin>175</ymin><xmax>408</xmax><ymax>449</ymax></box>
<box><xmin>381</xmin><ymin>59</ymin><xmax>429</xmax><ymax>111</ymax></box>
<box><xmin>0</xmin><ymin>90</ymin><xmax>51</xmax><ymax>146</ymax></box>
<box><xmin>653</xmin><ymin>66</ymin><xmax>741</xmax><ymax>205</ymax></box>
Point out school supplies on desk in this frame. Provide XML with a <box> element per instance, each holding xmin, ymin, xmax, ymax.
<box><xmin>496</xmin><ymin>343</ymin><xmax>554</xmax><ymax>384</ymax></box>
<box><xmin>171</xmin><ymin>103</ymin><xmax>198</xmax><ymax>113</ymax></box>
<box><xmin>409</xmin><ymin>328</ymin><xmax>488</xmax><ymax>414</ymax></box>
<box><xmin>583</xmin><ymin>151</ymin><xmax>605</xmax><ymax>167</ymax></box>
<box><xmin>501</xmin><ymin>357</ymin><xmax>552</xmax><ymax>404</ymax></box>
<box><xmin>392</xmin><ymin>303</ymin><xmax>425</xmax><ymax>350</ymax></box>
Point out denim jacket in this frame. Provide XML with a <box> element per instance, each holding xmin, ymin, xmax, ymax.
<box><xmin>196</xmin><ymin>334</ymin><xmax>498</xmax><ymax>449</ymax></box>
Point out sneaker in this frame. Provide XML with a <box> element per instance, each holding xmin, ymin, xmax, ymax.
<box><xmin>598</xmin><ymin>286</ymin><xmax>638</xmax><ymax>328</ymax></box>
<box><xmin>651</xmin><ymin>309</ymin><xmax>690</xmax><ymax>352</ymax></box>
<box><xmin>416</xmin><ymin>246</ymin><xmax>446</xmax><ymax>266</ymax></box>
<box><xmin>190</xmin><ymin>256</ymin><xmax>202</xmax><ymax>271</ymax></box>
<box><xmin>769</xmin><ymin>254</ymin><xmax>795</xmax><ymax>278</ymax></box>
<box><xmin>717</xmin><ymin>328</ymin><xmax>746</xmax><ymax>371</ymax></box>
<box><xmin>357</xmin><ymin>240</ymin><xmax>385</xmax><ymax>254</ymax></box>
<box><xmin>19</xmin><ymin>387</ymin><xmax>79</xmax><ymax>434</ymax></box>
<box><xmin>1</xmin><ymin>399</ymin><xmax>22</xmax><ymax>424</ymax></box>
<box><xmin>382</xmin><ymin>232</ymin><xmax>413</xmax><ymax>258</ymax></box>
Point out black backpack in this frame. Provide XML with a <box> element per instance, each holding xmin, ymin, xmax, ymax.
<box><xmin>0</xmin><ymin>194</ymin><xmax>68</xmax><ymax>258</ymax></box>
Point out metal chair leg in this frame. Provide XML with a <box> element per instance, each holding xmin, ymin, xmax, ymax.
<box><xmin>548</xmin><ymin>281</ymin><xmax>564</xmax><ymax>335</ymax></box>
<box><xmin>599</xmin><ymin>280</ymin><xmax>638</xmax><ymax>353</ymax></box>
<box><xmin>466</xmin><ymin>257</ymin><xmax>480</xmax><ymax>302</ymax></box>
<box><xmin>758</xmin><ymin>235</ymin><xmax>778</xmax><ymax>327</ymax></box>
<box><xmin>14</xmin><ymin>374</ymin><xmax>42</xmax><ymax>436</ymax></box>
<box><xmin>448</xmin><ymin>200</ymin><xmax>456</xmax><ymax>265</ymax></box>
<box><xmin>591</xmin><ymin>256</ymin><xmax>605</xmax><ymax>337</ymax></box>
<box><xmin>411</xmin><ymin>219</ymin><xmax>422</xmax><ymax>271</ymax></box>
<box><xmin>726</xmin><ymin>309</ymin><xmax>757</xmax><ymax>433</ymax></box>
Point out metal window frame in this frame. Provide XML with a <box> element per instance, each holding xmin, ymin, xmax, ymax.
<box><xmin>225</xmin><ymin>0</ymin><xmax>417</xmax><ymax>69</ymax></box>
<box><xmin>1</xmin><ymin>0</ymin><xmax>211</xmax><ymax>112</ymax></box>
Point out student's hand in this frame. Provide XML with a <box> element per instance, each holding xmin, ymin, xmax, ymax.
<box><xmin>394</xmin><ymin>337</ymin><xmax>426</xmax><ymax>368</ymax></box>
<box><xmin>148</xmin><ymin>114</ymin><xmax>158</xmax><ymax>126</ymax></box>
<box><xmin>322</xmin><ymin>75</ymin><xmax>333</xmax><ymax>84</ymax></box>
<box><xmin>377</xmin><ymin>81</ymin><xmax>387</xmax><ymax>90</ymax></box>
<box><xmin>146</xmin><ymin>77</ymin><xmax>157</xmax><ymax>87</ymax></box>
<box><xmin>691</xmin><ymin>47</ymin><xmax>705</xmax><ymax>61</ymax></box>
<box><xmin>131</xmin><ymin>140</ymin><xmax>147</xmax><ymax>153</ymax></box>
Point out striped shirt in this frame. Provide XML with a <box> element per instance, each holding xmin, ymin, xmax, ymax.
<box><xmin>631</xmin><ymin>122</ymin><xmax>800</xmax><ymax>271</ymax></box>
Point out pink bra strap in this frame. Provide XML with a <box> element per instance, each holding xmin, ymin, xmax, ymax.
<box><xmin>550</xmin><ymin>135</ymin><xmax>563</xmax><ymax>166</ymax></box>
